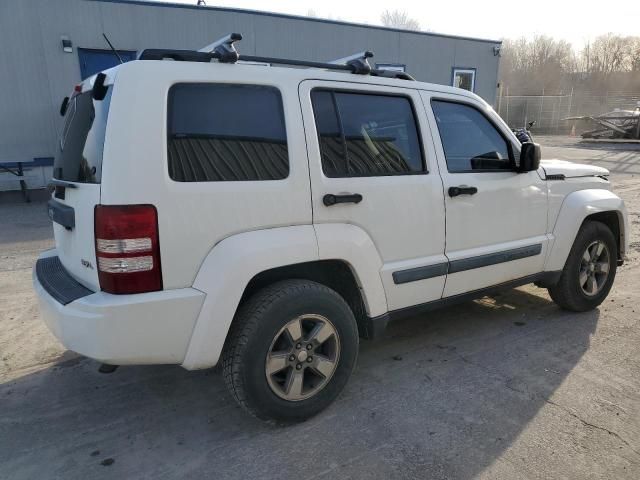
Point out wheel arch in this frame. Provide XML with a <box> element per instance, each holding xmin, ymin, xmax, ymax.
<box><xmin>182</xmin><ymin>224</ymin><xmax>388</xmax><ymax>370</ymax></box>
<box><xmin>583</xmin><ymin>210</ymin><xmax>626</xmax><ymax>263</ymax></box>
<box><xmin>239</xmin><ymin>259</ymin><xmax>372</xmax><ymax>339</ymax></box>
<box><xmin>545</xmin><ymin>189</ymin><xmax>628</xmax><ymax>272</ymax></box>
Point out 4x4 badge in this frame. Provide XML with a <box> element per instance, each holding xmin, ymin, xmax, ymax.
<box><xmin>81</xmin><ymin>259</ymin><xmax>94</xmax><ymax>270</ymax></box>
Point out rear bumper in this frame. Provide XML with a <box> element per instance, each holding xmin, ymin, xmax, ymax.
<box><xmin>33</xmin><ymin>250</ymin><xmax>205</xmax><ymax>366</ymax></box>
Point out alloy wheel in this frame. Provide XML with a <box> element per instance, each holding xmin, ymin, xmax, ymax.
<box><xmin>265</xmin><ymin>314</ymin><xmax>340</xmax><ymax>401</ymax></box>
<box><xmin>579</xmin><ymin>240</ymin><xmax>610</xmax><ymax>297</ymax></box>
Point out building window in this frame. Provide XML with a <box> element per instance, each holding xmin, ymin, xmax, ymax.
<box><xmin>375</xmin><ymin>63</ymin><xmax>406</xmax><ymax>73</ymax></box>
<box><xmin>452</xmin><ymin>68</ymin><xmax>476</xmax><ymax>92</ymax></box>
<box><xmin>77</xmin><ymin>48</ymin><xmax>137</xmax><ymax>79</ymax></box>
<box><xmin>311</xmin><ymin>90</ymin><xmax>425</xmax><ymax>177</ymax></box>
<box><xmin>167</xmin><ymin>84</ymin><xmax>289</xmax><ymax>182</ymax></box>
<box><xmin>431</xmin><ymin>100</ymin><xmax>512</xmax><ymax>172</ymax></box>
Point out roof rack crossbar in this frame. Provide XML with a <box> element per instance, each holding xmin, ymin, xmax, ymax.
<box><xmin>239</xmin><ymin>55</ymin><xmax>354</xmax><ymax>72</ymax></box>
<box><xmin>198</xmin><ymin>32</ymin><xmax>242</xmax><ymax>63</ymax></box>
<box><xmin>329</xmin><ymin>51</ymin><xmax>374</xmax><ymax>75</ymax></box>
<box><xmin>137</xmin><ymin>42</ymin><xmax>414</xmax><ymax>80</ymax></box>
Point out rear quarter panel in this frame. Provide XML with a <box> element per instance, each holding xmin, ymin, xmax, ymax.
<box><xmin>100</xmin><ymin>61</ymin><xmax>312</xmax><ymax>289</ymax></box>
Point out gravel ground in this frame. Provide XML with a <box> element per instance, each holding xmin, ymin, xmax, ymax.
<box><xmin>1</xmin><ymin>136</ymin><xmax>640</xmax><ymax>479</ymax></box>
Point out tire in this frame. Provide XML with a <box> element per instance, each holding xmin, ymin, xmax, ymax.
<box><xmin>548</xmin><ymin>220</ymin><xmax>617</xmax><ymax>312</ymax></box>
<box><xmin>221</xmin><ymin>279</ymin><xmax>359</xmax><ymax>423</ymax></box>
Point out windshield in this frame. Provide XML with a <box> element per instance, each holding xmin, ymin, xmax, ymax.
<box><xmin>54</xmin><ymin>89</ymin><xmax>111</xmax><ymax>183</ymax></box>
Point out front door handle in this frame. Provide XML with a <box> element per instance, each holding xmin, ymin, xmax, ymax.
<box><xmin>323</xmin><ymin>193</ymin><xmax>363</xmax><ymax>206</ymax></box>
<box><xmin>448</xmin><ymin>185</ymin><xmax>478</xmax><ymax>197</ymax></box>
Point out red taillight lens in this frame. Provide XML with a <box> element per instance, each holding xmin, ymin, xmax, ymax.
<box><xmin>94</xmin><ymin>205</ymin><xmax>162</xmax><ymax>294</ymax></box>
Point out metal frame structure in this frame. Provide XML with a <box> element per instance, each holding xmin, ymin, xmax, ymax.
<box><xmin>0</xmin><ymin>160</ymin><xmax>31</xmax><ymax>202</ymax></box>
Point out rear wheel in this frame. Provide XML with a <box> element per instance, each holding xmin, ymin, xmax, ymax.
<box><xmin>548</xmin><ymin>221</ymin><xmax>617</xmax><ymax>312</ymax></box>
<box><xmin>222</xmin><ymin>279</ymin><xmax>359</xmax><ymax>423</ymax></box>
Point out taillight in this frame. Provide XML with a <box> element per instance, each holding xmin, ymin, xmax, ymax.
<box><xmin>94</xmin><ymin>205</ymin><xmax>162</xmax><ymax>294</ymax></box>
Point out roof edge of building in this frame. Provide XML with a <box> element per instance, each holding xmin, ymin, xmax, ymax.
<box><xmin>87</xmin><ymin>0</ymin><xmax>503</xmax><ymax>45</ymax></box>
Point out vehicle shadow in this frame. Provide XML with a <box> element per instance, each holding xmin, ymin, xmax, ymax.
<box><xmin>0</xmin><ymin>287</ymin><xmax>598</xmax><ymax>480</ymax></box>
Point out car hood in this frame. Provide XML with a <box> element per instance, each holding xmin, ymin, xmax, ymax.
<box><xmin>541</xmin><ymin>159</ymin><xmax>609</xmax><ymax>178</ymax></box>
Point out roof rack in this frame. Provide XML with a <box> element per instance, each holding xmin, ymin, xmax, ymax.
<box><xmin>329</xmin><ymin>51</ymin><xmax>374</xmax><ymax>75</ymax></box>
<box><xmin>138</xmin><ymin>33</ymin><xmax>414</xmax><ymax>80</ymax></box>
<box><xmin>197</xmin><ymin>32</ymin><xmax>242</xmax><ymax>63</ymax></box>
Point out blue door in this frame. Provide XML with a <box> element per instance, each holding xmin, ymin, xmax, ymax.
<box><xmin>78</xmin><ymin>48</ymin><xmax>137</xmax><ymax>79</ymax></box>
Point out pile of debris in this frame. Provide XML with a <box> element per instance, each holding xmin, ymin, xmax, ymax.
<box><xmin>565</xmin><ymin>103</ymin><xmax>640</xmax><ymax>140</ymax></box>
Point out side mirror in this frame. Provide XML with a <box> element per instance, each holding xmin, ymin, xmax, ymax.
<box><xmin>519</xmin><ymin>142</ymin><xmax>541</xmax><ymax>172</ymax></box>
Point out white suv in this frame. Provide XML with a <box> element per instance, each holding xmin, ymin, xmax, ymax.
<box><xmin>34</xmin><ymin>38</ymin><xmax>628</xmax><ymax>423</ymax></box>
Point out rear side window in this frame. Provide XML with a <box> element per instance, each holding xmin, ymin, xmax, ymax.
<box><xmin>167</xmin><ymin>84</ymin><xmax>289</xmax><ymax>182</ymax></box>
<box><xmin>431</xmin><ymin>100</ymin><xmax>512</xmax><ymax>172</ymax></box>
<box><xmin>311</xmin><ymin>90</ymin><xmax>424</xmax><ymax>177</ymax></box>
<box><xmin>54</xmin><ymin>90</ymin><xmax>112</xmax><ymax>183</ymax></box>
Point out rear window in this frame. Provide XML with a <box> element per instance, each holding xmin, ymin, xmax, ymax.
<box><xmin>167</xmin><ymin>83</ymin><xmax>289</xmax><ymax>182</ymax></box>
<box><xmin>54</xmin><ymin>90</ymin><xmax>111</xmax><ymax>183</ymax></box>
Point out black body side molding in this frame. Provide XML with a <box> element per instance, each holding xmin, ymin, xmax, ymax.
<box><xmin>392</xmin><ymin>244</ymin><xmax>542</xmax><ymax>285</ymax></box>
<box><xmin>448</xmin><ymin>244</ymin><xmax>542</xmax><ymax>274</ymax></box>
<box><xmin>393</xmin><ymin>263</ymin><xmax>449</xmax><ymax>284</ymax></box>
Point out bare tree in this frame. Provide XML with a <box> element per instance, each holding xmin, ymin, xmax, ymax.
<box><xmin>380</xmin><ymin>10</ymin><xmax>420</xmax><ymax>31</ymax></box>
<box><xmin>500</xmin><ymin>33</ymin><xmax>640</xmax><ymax>94</ymax></box>
<box><xmin>499</xmin><ymin>36</ymin><xmax>577</xmax><ymax>93</ymax></box>
<box><xmin>631</xmin><ymin>38</ymin><xmax>640</xmax><ymax>72</ymax></box>
<box><xmin>586</xmin><ymin>34</ymin><xmax>635</xmax><ymax>75</ymax></box>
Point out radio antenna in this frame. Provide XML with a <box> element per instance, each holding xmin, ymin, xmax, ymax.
<box><xmin>102</xmin><ymin>33</ymin><xmax>124</xmax><ymax>64</ymax></box>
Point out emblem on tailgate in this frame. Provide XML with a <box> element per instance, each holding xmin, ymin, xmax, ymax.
<box><xmin>81</xmin><ymin>259</ymin><xmax>94</xmax><ymax>270</ymax></box>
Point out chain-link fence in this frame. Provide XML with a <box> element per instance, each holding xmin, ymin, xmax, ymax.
<box><xmin>497</xmin><ymin>91</ymin><xmax>640</xmax><ymax>135</ymax></box>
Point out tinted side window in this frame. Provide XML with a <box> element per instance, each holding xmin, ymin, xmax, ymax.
<box><xmin>311</xmin><ymin>90</ymin><xmax>424</xmax><ymax>177</ymax></box>
<box><xmin>168</xmin><ymin>84</ymin><xmax>288</xmax><ymax>182</ymax></box>
<box><xmin>431</xmin><ymin>100</ymin><xmax>512</xmax><ymax>172</ymax></box>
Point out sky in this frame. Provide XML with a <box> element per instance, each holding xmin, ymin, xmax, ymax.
<box><xmin>154</xmin><ymin>0</ymin><xmax>640</xmax><ymax>50</ymax></box>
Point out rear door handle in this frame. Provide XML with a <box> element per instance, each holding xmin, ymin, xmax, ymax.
<box><xmin>323</xmin><ymin>193</ymin><xmax>363</xmax><ymax>206</ymax></box>
<box><xmin>448</xmin><ymin>185</ymin><xmax>478</xmax><ymax>197</ymax></box>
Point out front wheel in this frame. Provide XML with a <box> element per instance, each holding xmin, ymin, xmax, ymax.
<box><xmin>221</xmin><ymin>280</ymin><xmax>359</xmax><ymax>423</ymax></box>
<box><xmin>548</xmin><ymin>220</ymin><xmax>617</xmax><ymax>312</ymax></box>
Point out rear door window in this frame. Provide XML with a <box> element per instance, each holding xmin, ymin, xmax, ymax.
<box><xmin>54</xmin><ymin>90</ymin><xmax>112</xmax><ymax>183</ymax></box>
<box><xmin>311</xmin><ymin>90</ymin><xmax>425</xmax><ymax>177</ymax></box>
<box><xmin>167</xmin><ymin>84</ymin><xmax>289</xmax><ymax>182</ymax></box>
